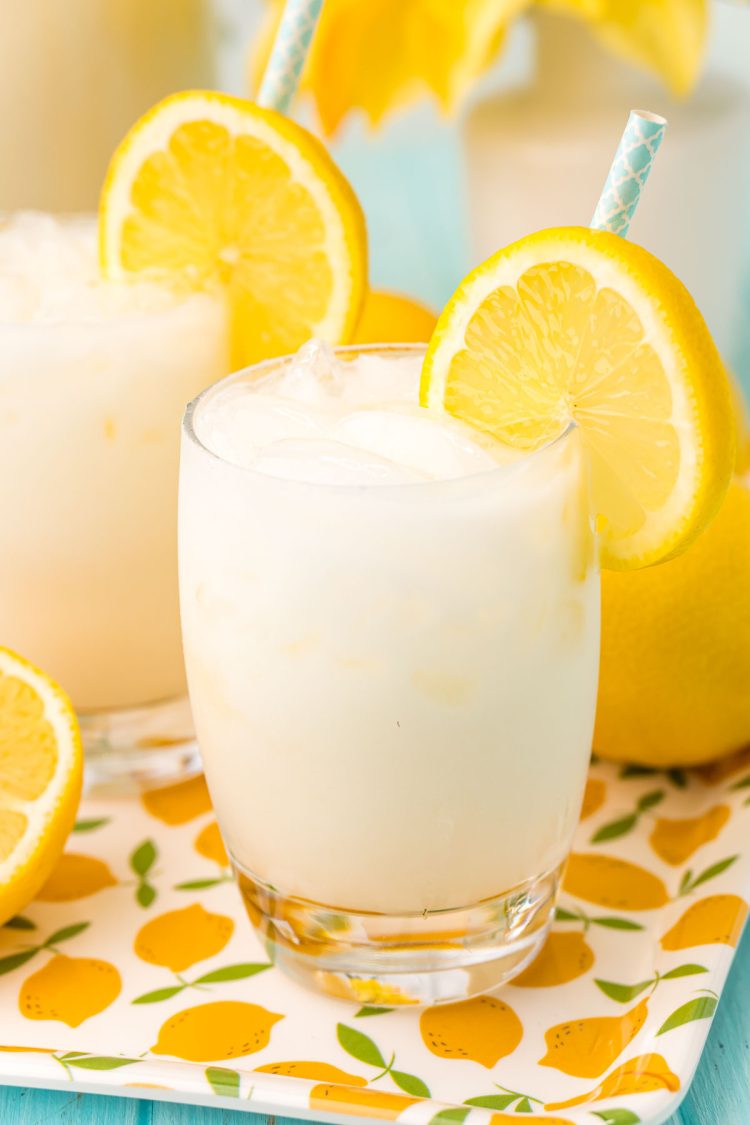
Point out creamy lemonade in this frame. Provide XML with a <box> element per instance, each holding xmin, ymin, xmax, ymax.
<box><xmin>180</xmin><ymin>342</ymin><xmax>599</xmax><ymax>1001</ymax></box>
<box><xmin>0</xmin><ymin>214</ymin><xmax>228</xmax><ymax>777</ymax></box>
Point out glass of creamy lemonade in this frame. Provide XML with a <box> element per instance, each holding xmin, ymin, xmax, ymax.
<box><xmin>0</xmin><ymin>213</ymin><xmax>228</xmax><ymax>789</ymax></box>
<box><xmin>180</xmin><ymin>341</ymin><xmax>600</xmax><ymax>1004</ymax></box>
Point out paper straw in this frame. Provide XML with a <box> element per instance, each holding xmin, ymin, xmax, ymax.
<box><xmin>257</xmin><ymin>0</ymin><xmax>324</xmax><ymax>115</ymax></box>
<box><xmin>591</xmin><ymin>110</ymin><xmax>667</xmax><ymax>237</ymax></box>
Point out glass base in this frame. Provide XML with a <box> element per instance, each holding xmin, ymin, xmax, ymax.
<box><xmin>80</xmin><ymin>696</ymin><xmax>201</xmax><ymax>795</ymax></box>
<box><xmin>234</xmin><ymin>860</ymin><xmax>562</xmax><ymax>1006</ymax></box>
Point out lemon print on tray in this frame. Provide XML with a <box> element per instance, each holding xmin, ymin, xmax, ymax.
<box><xmin>19</xmin><ymin>942</ymin><xmax>121</xmax><ymax>1029</ymax></box>
<box><xmin>152</xmin><ymin>1001</ymin><xmax>282</xmax><ymax>1063</ymax></box>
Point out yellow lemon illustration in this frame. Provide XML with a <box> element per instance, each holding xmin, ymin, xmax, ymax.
<box><xmin>19</xmin><ymin>954</ymin><xmax>121</xmax><ymax>1027</ymax></box>
<box><xmin>420</xmin><ymin>994</ymin><xmax>522</xmax><ymax>1068</ymax></box>
<box><xmin>649</xmin><ymin>805</ymin><xmax>731</xmax><ymax>866</ymax></box>
<box><xmin>318</xmin><ymin>973</ymin><xmax>418</xmax><ymax>1005</ymax></box>
<box><xmin>152</xmin><ymin>1000</ymin><xmax>282</xmax><ymax>1062</ymax></box>
<box><xmin>35</xmin><ymin>853</ymin><xmax>117</xmax><ymax>901</ymax></box>
<box><xmin>0</xmin><ymin>1045</ymin><xmax>54</xmax><ymax>1053</ymax></box>
<box><xmin>511</xmin><ymin>931</ymin><xmax>594</xmax><ymax>988</ymax></box>
<box><xmin>546</xmin><ymin>1052</ymin><xmax>680</xmax><ymax>1110</ymax></box>
<box><xmin>194</xmin><ymin>821</ymin><xmax>229</xmax><ymax>867</ymax></box>
<box><xmin>353</xmin><ymin>290</ymin><xmax>437</xmax><ymax>344</ymax></box>
<box><xmin>563</xmin><ymin>853</ymin><xmax>669</xmax><ymax>911</ymax></box>
<box><xmin>310</xmin><ymin>1084</ymin><xmax>421</xmax><ymax>1119</ymax></box>
<box><xmin>660</xmin><ymin>894</ymin><xmax>748</xmax><ymax>950</ymax></box>
<box><xmin>257</xmin><ymin>1061</ymin><xmax>367</xmax><ymax>1085</ymax></box>
<box><xmin>539</xmin><ymin>999</ymin><xmax>649</xmax><ymax>1079</ymax></box>
<box><xmin>134</xmin><ymin>903</ymin><xmax>234</xmax><ymax>972</ymax></box>
<box><xmin>141</xmin><ymin>774</ymin><xmax>212</xmax><ymax>825</ymax></box>
<box><xmin>580</xmin><ymin>777</ymin><xmax>607</xmax><ymax>821</ymax></box>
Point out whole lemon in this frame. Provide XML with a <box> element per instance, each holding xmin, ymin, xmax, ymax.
<box><xmin>595</xmin><ymin>478</ymin><xmax>750</xmax><ymax>767</ymax></box>
<box><xmin>352</xmin><ymin>289</ymin><xmax>437</xmax><ymax>344</ymax></box>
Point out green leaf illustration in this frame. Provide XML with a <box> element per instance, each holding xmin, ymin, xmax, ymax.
<box><xmin>591</xmin><ymin>814</ymin><xmax>638</xmax><ymax>844</ymax></box>
<box><xmin>5</xmin><ymin>916</ymin><xmax>36</xmax><ymax>931</ymax></box>
<box><xmin>515</xmin><ymin>1097</ymin><xmax>533</xmax><ymax>1112</ymax></box>
<box><xmin>464</xmin><ymin>1095</ymin><xmax>516</xmax><ymax>1110</ymax></box>
<box><xmin>45</xmin><ymin>922</ymin><xmax>90</xmax><ymax>946</ymax></box>
<box><xmin>592</xmin><ymin>916</ymin><xmax>644</xmax><ymax>931</ymax></box>
<box><xmin>687</xmin><ymin>856</ymin><xmax>738</xmax><ymax>892</ymax></box>
<box><xmin>657</xmin><ymin>995</ymin><xmax>717</xmax><ymax>1036</ymax></box>
<box><xmin>430</xmin><ymin>1110</ymin><xmax>470</xmax><ymax>1125</ymax></box>
<box><xmin>661</xmin><ymin>964</ymin><xmax>708</xmax><ymax>980</ymax></box>
<box><xmin>336</xmin><ymin>1023</ymin><xmax>386</xmax><ymax>1068</ymax></box>
<box><xmin>206</xmin><ymin>1066</ymin><xmax>241</xmax><ymax>1097</ymax></box>
<box><xmin>132</xmin><ymin>985</ymin><xmax>185</xmax><ymax>1005</ymax></box>
<box><xmin>130</xmin><ymin>839</ymin><xmax>157</xmax><ymax>877</ymax></box>
<box><xmin>175</xmin><ymin>878</ymin><xmax>226</xmax><ymax>891</ymax></box>
<box><xmin>136</xmin><ymin>883</ymin><xmax>157</xmax><ymax>909</ymax></box>
<box><xmin>678</xmin><ymin>869</ymin><xmax>694</xmax><ymax>896</ymax></box>
<box><xmin>637</xmin><ymin>789</ymin><xmax>665</xmax><ymax>812</ymax></box>
<box><xmin>592</xmin><ymin>1110</ymin><xmax>641</xmax><ymax>1125</ymax></box>
<box><xmin>553</xmin><ymin>907</ymin><xmax>580</xmax><ymax>922</ymax></box>
<box><xmin>391</xmin><ymin>1070</ymin><xmax>430</xmax><ymax>1097</ymax></box>
<box><xmin>65</xmin><ymin>1056</ymin><xmax>139</xmax><ymax>1070</ymax></box>
<box><xmin>73</xmin><ymin>818</ymin><xmax>110</xmax><ymax>833</ymax></box>
<box><xmin>355</xmin><ymin>1005</ymin><xmax>393</xmax><ymax>1017</ymax></box>
<box><xmin>730</xmin><ymin>774</ymin><xmax>750</xmax><ymax>790</ymax></box>
<box><xmin>0</xmin><ymin>950</ymin><xmax>37</xmax><ymax>976</ymax></box>
<box><xmin>620</xmin><ymin>764</ymin><xmax>657</xmax><ymax>778</ymax></box>
<box><xmin>194</xmin><ymin>963</ymin><xmax>271</xmax><ymax>984</ymax></box>
<box><xmin>595</xmin><ymin>978</ymin><xmax>653</xmax><ymax>1003</ymax></box>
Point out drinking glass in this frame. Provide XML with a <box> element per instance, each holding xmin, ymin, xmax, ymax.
<box><xmin>179</xmin><ymin>344</ymin><xmax>600</xmax><ymax>1004</ymax></box>
<box><xmin>0</xmin><ymin>214</ymin><xmax>228</xmax><ymax>789</ymax></box>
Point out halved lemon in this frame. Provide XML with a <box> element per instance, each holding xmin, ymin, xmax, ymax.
<box><xmin>0</xmin><ymin>648</ymin><xmax>83</xmax><ymax>926</ymax></box>
<box><xmin>421</xmin><ymin>227</ymin><xmax>734</xmax><ymax>570</ymax></box>
<box><xmin>100</xmin><ymin>90</ymin><xmax>367</xmax><ymax>369</ymax></box>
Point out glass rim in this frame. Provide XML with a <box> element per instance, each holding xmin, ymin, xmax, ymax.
<box><xmin>182</xmin><ymin>341</ymin><xmax>577</xmax><ymax>493</ymax></box>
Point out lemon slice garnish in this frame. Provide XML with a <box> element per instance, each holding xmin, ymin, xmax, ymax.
<box><xmin>421</xmin><ymin>227</ymin><xmax>734</xmax><ymax>569</ymax></box>
<box><xmin>100</xmin><ymin>90</ymin><xmax>367</xmax><ymax>368</ymax></box>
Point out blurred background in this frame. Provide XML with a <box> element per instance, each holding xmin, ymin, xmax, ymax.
<box><xmin>2</xmin><ymin>0</ymin><xmax>748</xmax><ymax>380</ymax></box>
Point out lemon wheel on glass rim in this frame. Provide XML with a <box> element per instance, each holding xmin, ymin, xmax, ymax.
<box><xmin>421</xmin><ymin>226</ymin><xmax>734</xmax><ymax>570</ymax></box>
<box><xmin>99</xmin><ymin>90</ymin><xmax>368</xmax><ymax>369</ymax></box>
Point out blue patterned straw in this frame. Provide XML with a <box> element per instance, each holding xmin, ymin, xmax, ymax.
<box><xmin>257</xmin><ymin>0</ymin><xmax>324</xmax><ymax>115</ymax></box>
<box><xmin>591</xmin><ymin>110</ymin><xmax>667</xmax><ymax>237</ymax></box>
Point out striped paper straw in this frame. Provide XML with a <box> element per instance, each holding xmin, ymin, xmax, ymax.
<box><xmin>257</xmin><ymin>0</ymin><xmax>324</xmax><ymax>115</ymax></box>
<box><xmin>591</xmin><ymin>110</ymin><xmax>667</xmax><ymax>237</ymax></box>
